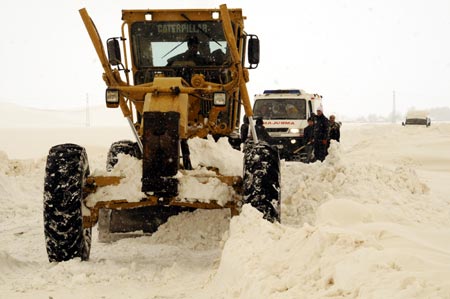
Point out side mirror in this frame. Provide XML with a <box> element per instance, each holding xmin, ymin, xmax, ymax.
<box><xmin>247</xmin><ymin>35</ymin><xmax>260</xmax><ymax>68</ymax></box>
<box><xmin>106</xmin><ymin>38</ymin><xmax>122</xmax><ymax>66</ymax></box>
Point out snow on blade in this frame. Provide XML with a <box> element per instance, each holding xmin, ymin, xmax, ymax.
<box><xmin>86</xmin><ymin>136</ymin><xmax>243</xmax><ymax>207</ymax></box>
<box><xmin>188</xmin><ymin>136</ymin><xmax>243</xmax><ymax>177</ymax></box>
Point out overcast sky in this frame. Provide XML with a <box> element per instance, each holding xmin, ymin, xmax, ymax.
<box><xmin>1</xmin><ymin>0</ymin><xmax>449</xmax><ymax>117</ymax></box>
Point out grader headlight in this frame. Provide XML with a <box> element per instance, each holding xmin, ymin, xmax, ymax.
<box><xmin>105</xmin><ymin>89</ymin><xmax>120</xmax><ymax>108</ymax></box>
<box><xmin>213</xmin><ymin>92</ymin><xmax>226</xmax><ymax>106</ymax></box>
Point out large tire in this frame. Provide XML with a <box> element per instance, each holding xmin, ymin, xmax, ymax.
<box><xmin>43</xmin><ymin>144</ymin><xmax>91</xmax><ymax>262</ymax></box>
<box><xmin>243</xmin><ymin>141</ymin><xmax>281</xmax><ymax>222</ymax></box>
<box><xmin>106</xmin><ymin>140</ymin><xmax>141</xmax><ymax>171</ymax></box>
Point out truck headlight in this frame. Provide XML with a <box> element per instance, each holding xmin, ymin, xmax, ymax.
<box><xmin>105</xmin><ymin>89</ymin><xmax>119</xmax><ymax>105</ymax></box>
<box><xmin>213</xmin><ymin>92</ymin><xmax>226</xmax><ymax>106</ymax></box>
<box><xmin>289</xmin><ymin>128</ymin><xmax>300</xmax><ymax>134</ymax></box>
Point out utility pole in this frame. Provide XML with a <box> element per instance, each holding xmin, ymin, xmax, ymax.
<box><xmin>86</xmin><ymin>93</ymin><xmax>90</xmax><ymax>127</ymax></box>
<box><xmin>392</xmin><ymin>90</ymin><xmax>396</xmax><ymax>123</ymax></box>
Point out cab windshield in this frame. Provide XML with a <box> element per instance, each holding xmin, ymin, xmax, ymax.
<box><xmin>253</xmin><ymin>99</ymin><xmax>307</xmax><ymax>120</ymax></box>
<box><xmin>131</xmin><ymin>21</ymin><xmax>229</xmax><ymax>68</ymax></box>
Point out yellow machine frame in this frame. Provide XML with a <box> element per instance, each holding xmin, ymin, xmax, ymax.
<box><xmin>78</xmin><ymin>4</ymin><xmax>258</xmax><ymax>228</ymax></box>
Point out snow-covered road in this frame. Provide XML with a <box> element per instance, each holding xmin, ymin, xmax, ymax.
<box><xmin>1</xmin><ymin>119</ymin><xmax>450</xmax><ymax>298</ymax></box>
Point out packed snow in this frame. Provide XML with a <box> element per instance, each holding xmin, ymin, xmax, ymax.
<box><xmin>1</xmin><ymin>105</ymin><xmax>450</xmax><ymax>298</ymax></box>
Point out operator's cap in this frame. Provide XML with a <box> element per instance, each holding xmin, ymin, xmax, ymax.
<box><xmin>317</xmin><ymin>105</ymin><xmax>323</xmax><ymax>112</ymax></box>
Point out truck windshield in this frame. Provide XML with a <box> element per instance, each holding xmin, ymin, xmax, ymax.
<box><xmin>131</xmin><ymin>21</ymin><xmax>229</xmax><ymax>68</ymax></box>
<box><xmin>253</xmin><ymin>99</ymin><xmax>307</xmax><ymax>120</ymax></box>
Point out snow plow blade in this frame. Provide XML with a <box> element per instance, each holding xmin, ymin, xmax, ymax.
<box><xmin>82</xmin><ymin>174</ymin><xmax>243</xmax><ymax>235</ymax></box>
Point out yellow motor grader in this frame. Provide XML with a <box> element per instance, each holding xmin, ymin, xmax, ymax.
<box><xmin>43</xmin><ymin>4</ymin><xmax>280</xmax><ymax>262</ymax></box>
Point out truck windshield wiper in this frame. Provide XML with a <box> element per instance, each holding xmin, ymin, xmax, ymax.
<box><xmin>161</xmin><ymin>40</ymin><xmax>187</xmax><ymax>59</ymax></box>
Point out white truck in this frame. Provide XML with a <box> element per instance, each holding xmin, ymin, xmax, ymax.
<box><xmin>402</xmin><ymin>110</ymin><xmax>431</xmax><ymax>127</ymax></box>
<box><xmin>252</xmin><ymin>89</ymin><xmax>323</xmax><ymax>161</ymax></box>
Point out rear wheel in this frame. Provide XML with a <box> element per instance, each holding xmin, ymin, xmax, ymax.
<box><xmin>243</xmin><ymin>141</ymin><xmax>281</xmax><ymax>222</ymax></box>
<box><xmin>43</xmin><ymin>144</ymin><xmax>91</xmax><ymax>262</ymax></box>
<box><xmin>106</xmin><ymin>140</ymin><xmax>141</xmax><ymax>171</ymax></box>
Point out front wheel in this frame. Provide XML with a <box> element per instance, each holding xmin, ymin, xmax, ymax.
<box><xmin>43</xmin><ymin>144</ymin><xmax>91</xmax><ymax>262</ymax></box>
<box><xmin>243</xmin><ymin>141</ymin><xmax>281</xmax><ymax>222</ymax></box>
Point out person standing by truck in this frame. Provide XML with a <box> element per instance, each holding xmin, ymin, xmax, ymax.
<box><xmin>328</xmin><ymin>114</ymin><xmax>340</xmax><ymax>143</ymax></box>
<box><xmin>313</xmin><ymin>106</ymin><xmax>329</xmax><ymax>162</ymax></box>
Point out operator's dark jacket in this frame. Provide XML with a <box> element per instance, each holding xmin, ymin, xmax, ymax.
<box><xmin>313</xmin><ymin>114</ymin><xmax>329</xmax><ymax>141</ymax></box>
<box><xmin>255</xmin><ymin>118</ymin><xmax>272</xmax><ymax>142</ymax></box>
<box><xmin>313</xmin><ymin>113</ymin><xmax>329</xmax><ymax>161</ymax></box>
<box><xmin>240</xmin><ymin>116</ymin><xmax>249</xmax><ymax>142</ymax></box>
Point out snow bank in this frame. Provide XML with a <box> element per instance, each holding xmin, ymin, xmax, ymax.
<box><xmin>147</xmin><ymin>209</ymin><xmax>230</xmax><ymax>250</ymax></box>
<box><xmin>0</xmin><ymin>151</ymin><xmax>44</xmax><ymax>223</ymax></box>
<box><xmin>202</xmin><ymin>204</ymin><xmax>450</xmax><ymax>298</ymax></box>
<box><xmin>0</xmin><ymin>251</ymin><xmax>30</xmax><ymax>272</ymax></box>
<box><xmin>282</xmin><ymin>141</ymin><xmax>431</xmax><ymax>226</ymax></box>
